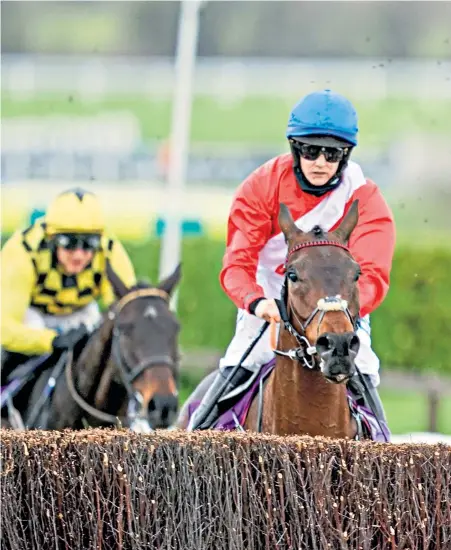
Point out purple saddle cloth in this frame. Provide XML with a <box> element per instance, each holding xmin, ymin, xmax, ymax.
<box><xmin>188</xmin><ymin>359</ymin><xmax>391</xmax><ymax>442</ymax></box>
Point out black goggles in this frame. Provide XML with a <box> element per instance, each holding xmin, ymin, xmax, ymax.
<box><xmin>53</xmin><ymin>233</ymin><xmax>101</xmax><ymax>251</ymax></box>
<box><xmin>292</xmin><ymin>141</ymin><xmax>348</xmax><ymax>163</ymax></box>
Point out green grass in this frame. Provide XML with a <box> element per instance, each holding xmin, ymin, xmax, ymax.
<box><xmin>2</xmin><ymin>93</ymin><xmax>451</xmax><ymax>148</ymax></box>
<box><xmin>380</xmin><ymin>389</ymin><xmax>451</xmax><ymax>434</ymax></box>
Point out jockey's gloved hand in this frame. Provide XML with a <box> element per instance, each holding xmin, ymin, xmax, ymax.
<box><xmin>252</xmin><ymin>298</ymin><xmax>281</xmax><ymax>323</ymax></box>
<box><xmin>52</xmin><ymin>324</ymin><xmax>90</xmax><ymax>351</ymax></box>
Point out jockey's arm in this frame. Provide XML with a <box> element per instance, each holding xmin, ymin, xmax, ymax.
<box><xmin>1</xmin><ymin>233</ymin><xmax>57</xmax><ymax>355</ymax></box>
<box><xmin>347</xmin><ymin>180</ymin><xmax>396</xmax><ymax>318</ymax></box>
<box><xmin>100</xmin><ymin>238</ymin><xmax>137</xmax><ymax>307</ymax></box>
<box><xmin>220</xmin><ymin>168</ymin><xmax>274</xmax><ymax>312</ymax></box>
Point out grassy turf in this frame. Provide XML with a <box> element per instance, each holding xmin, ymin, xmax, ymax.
<box><xmin>2</xmin><ymin>93</ymin><xmax>451</xmax><ymax>148</ymax></box>
<box><xmin>380</xmin><ymin>388</ymin><xmax>451</xmax><ymax>435</ymax></box>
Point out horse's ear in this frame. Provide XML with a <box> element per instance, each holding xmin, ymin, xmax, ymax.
<box><xmin>106</xmin><ymin>260</ymin><xmax>129</xmax><ymax>299</ymax></box>
<box><xmin>330</xmin><ymin>200</ymin><xmax>359</xmax><ymax>244</ymax></box>
<box><xmin>279</xmin><ymin>203</ymin><xmax>300</xmax><ymax>242</ymax></box>
<box><xmin>158</xmin><ymin>263</ymin><xmax>182</xmax><ymax>296</ymax></box>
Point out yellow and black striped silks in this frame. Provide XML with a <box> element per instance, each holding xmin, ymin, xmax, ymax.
<box><xmin>1</xmin><ymin>220</ymin><xmax>136</xmax><ymax>355</ymax></box>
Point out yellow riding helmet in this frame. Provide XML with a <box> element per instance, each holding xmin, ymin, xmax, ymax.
<box><xmin>45</xmin><ymin>188</ymin><xmax>106</xmax><ymax>236</ymax></box>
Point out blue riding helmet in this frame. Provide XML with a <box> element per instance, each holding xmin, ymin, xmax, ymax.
<box><xmin>286</xmin><ymin>89</ymin><xmax>358</xmax><ymax>147</ymax></box>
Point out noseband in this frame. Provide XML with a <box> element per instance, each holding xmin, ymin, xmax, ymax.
<box><xmin>274</xmin><ymin>240</ymin><xmax>357</xmax><ymax>369</ymax></box>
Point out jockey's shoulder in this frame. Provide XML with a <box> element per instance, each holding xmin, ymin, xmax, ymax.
<box><xmin>101</xmin><ymin>233</ymin><xmax>124</xmax><ymax>252</ymax></box>
<box><xmin>1</xmin><ymin>227</ymin><xmax>29</xmax><ymax>253</ymax></box>
<box><xmin>3</xmin><ymin>218</ymin><xmax>47</xmax><ymax>252</ymax></box>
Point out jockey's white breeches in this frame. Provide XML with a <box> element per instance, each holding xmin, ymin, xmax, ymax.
<box><xmin>219</xmin><ymin>309</ymin><xmax>380</xmax><ymax>387</ymax></box>
<box><xmin>24</xmin><ymin>302</ymin><xmax>102</xmax><ymax>334</ymax></box>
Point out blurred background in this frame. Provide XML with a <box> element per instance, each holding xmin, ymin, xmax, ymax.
<box><xmin>2</xmin><ymin>1</ymin><xmax>451</xmax><ymax>438</ymax></box>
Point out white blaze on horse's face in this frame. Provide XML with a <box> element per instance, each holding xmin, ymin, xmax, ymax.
<box><xmin>144</xmin><ymin>305</ymin><xmax>158</xmax><ymax>319</ymax></box>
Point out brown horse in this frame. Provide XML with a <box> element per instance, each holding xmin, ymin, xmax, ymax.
<box><xmin>22</xmin><ymin>263</ymin><xmax>182</xmax><ymax>432</ymax></box>
<box><xmin>178</xmin><ymin>201</ymin><xmax>362</xmax><ymax>438</ymax></box>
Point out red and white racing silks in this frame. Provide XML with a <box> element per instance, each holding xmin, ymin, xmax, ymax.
<box><xmin>220</xmin><ymin>153</ymin><xmax>396</xmax><ymax>318</ymax></box>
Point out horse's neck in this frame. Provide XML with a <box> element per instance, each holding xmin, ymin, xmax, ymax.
<box><xmin>49</xmin><ymin>325</ymin><xmax>114</xmax><ymax>429</ymax></box>
<box><xmin>263</xmin><ymin>334</ymin><xmax>353</xmax><ymax>438</ymax></box>
<box><xmin>75</xmin><ymin>324</ymin><xmax>113</xmax><ymax>397</ymax></box>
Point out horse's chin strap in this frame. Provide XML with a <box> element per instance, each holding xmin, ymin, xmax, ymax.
<box><xmin>274</xmin><ymin>284</ymin><xmax>355</xmax><ymax>370</ymax></box>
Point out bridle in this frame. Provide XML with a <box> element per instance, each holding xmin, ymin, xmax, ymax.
<box><xmin>273</xmin><ymin>240</ymin><xmax>358</xmax><ymax>370</ymax></box>
<box><xmin>109</xmin><ymin>288</ymin><xmax>176</xmax><ymax>395</ymax></box>
<box><xmin>65</xmin><ymin>287</ymin><xmax>178</xmax><ymax>425</ymax></box>
<box><xmin>269</xmin><ymin>238</ymin><xmax>389</xmax><ymax>443</ymax></box>
<box><xmin>258</xmin><ymin>239</ymin><xmax>388</xmax><ymax>441</ymax></box>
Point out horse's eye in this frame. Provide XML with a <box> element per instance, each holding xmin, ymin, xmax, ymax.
<box><xmin>354</xmin><ymin>268</ymin><xmax>361</xmax><ymax>281</ymax></box>
<box><xmin>287</xmin><ymin>270</ymin><xmax>298</xmax><ymax>283</ymax></box>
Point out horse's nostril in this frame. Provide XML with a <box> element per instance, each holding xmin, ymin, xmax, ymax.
<box><xmin>148</xmin><ymin>395</ymin><xmax>178</xmax><ymax>418</ymax></box>
<box><xmin>317</xmin><ymin>332</ymin><xmax>360</xmax><ymax>358</ymax></box>
<box><xmin>316</xmin><ymin>335</ymin><xmax>332</xmax><ymax>354</ymax></box>
<box><xmin>162</xmin><ymin>405</ymin><xmax>170</xmax><ymax>421</ymax></box>
<box><xmin>349</xmin><ymin>334</ymin><xmax>360</xmax><ymax>354</ymax></box>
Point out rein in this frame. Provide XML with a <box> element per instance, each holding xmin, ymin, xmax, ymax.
<box><xmin>65</xmin><ymin>287</ymin><xmax>175</xmax><ymax>424</ymax></box>
<box><xmin>65</xmin><ymin>349</ymin><xmax>119</xmax><ymax>424</ymax></box>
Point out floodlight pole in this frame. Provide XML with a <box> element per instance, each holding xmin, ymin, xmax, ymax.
<box><xmin>158</xmin><ymin>0</ymin><xmax>203</xmax><ymax>310</ymax></box>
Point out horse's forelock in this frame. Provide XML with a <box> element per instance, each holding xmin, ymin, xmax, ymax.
<box><xmin>130</xmin><ymin>280</ymin><xmax>153</xmax><ymax>291</ymax></box>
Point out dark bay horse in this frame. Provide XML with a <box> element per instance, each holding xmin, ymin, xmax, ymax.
<box><xmin>22</xmin><ymin>263</ymin><xmax>182</xmax><ymax>432</ymax></box>
<box><xmin>178</xmin><ymin>201</ymin><xmax>362</xmax><ymax>438</ymax></box>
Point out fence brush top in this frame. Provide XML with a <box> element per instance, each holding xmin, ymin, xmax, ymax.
<box><xmin>1</xmin><ymin>427</ymin><xmax>450</xmax><ymax>454</ymax></box>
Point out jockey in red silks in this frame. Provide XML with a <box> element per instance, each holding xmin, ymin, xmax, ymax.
<box><xmin>188</xmin><ymin>89</ymin><xmax>395</xmax><ymax>432</ymax></box>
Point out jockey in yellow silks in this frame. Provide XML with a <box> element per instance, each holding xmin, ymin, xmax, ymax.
<box><xmin>1</xmin><ymin>187</ymin><xmax>136</xmax><ymax>369</ymax></box>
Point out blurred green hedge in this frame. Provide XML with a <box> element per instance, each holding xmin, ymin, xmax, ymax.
<box><xmin>371</xmin><ymin>247</ymin><xmax>451</xmax><ymax>375</ymax></box>
<box><xmin>125</xmin><ymin>238</ymin><xmax>451</xmax><ymax>375</ymax></box>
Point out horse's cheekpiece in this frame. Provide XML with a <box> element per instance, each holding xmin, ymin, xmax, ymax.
<box><xmin>274</xmin><ymin>291</ymin><xmax>355</xmax><ymax>372</ymax></box>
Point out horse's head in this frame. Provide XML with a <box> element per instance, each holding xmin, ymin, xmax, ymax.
<box><xmin>278</xmin><ymin>201</ymin><xmax>361</xmax><ymax>384</ymax></box>
<box><xmin>106</xmin><ymin>263</ymin><xmax>181</xmax><ymax>430</ymax></box>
